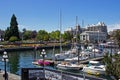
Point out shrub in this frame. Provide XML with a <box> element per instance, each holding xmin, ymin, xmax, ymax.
<box><xmin>9</xmin><ymin>36</ymin><xmax>18</xmax><ymax>42</ymax></box>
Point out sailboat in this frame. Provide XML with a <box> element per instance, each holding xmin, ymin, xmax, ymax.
<box><xmin>56</xmin><ymin>61</ymin><xmax>83</xmax><ymax>70</ymax></box>
<box><xmin>56</xmin><ymin>16</ymin><xmax>84</xmax><ymax>70</ymax></box>
<box><xmin>55</xmin><ymin>10</ymin><xmax>70</xmax><ymax>60</ymax></box>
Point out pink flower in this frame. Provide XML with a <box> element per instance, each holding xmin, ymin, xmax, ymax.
<box><xmin>38</xmin><ymin>60</ymin><xmax>50</xmax><ymax>66</ymax></box>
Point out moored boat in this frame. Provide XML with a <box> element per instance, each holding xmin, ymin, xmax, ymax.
<box><xmin>32</xmin><ymin>59</ymin><xmax>54</xmax><ymax>66</ymax></box>
<box><xmin>82</xmin><ymin>60</ymin><xmax>105</xmax><ymax>75</ymax></box>
<box><xmin>57</xmin><ymin>62</ymin><xmax>83</xmax><ymax>70</ymax></box>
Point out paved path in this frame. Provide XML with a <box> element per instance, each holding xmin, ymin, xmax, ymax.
<box><xmin>0</xmin><ymin>71</ymin><xmax>20</xmax><ymax>80</ymax></box>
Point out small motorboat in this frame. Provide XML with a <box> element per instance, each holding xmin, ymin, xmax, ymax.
<box><xmin>82</xmin><ymin>60</ymin><xmax>105</xmax><ymax>75</ymax></box>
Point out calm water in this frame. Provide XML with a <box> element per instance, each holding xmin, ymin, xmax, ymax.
<box><xmin>0</xmin><ymin>47</ymin><xmax>118</xmax><ymax>79</ymax></box>
<box><xmin>0</xmin><ymin>47</ymin><xmax>69</xmax><ymax>75</ymax></box>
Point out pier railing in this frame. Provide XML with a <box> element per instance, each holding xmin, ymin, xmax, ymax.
<box><xmin>21</xmin><ymin>68</ymin><xmax>104</xmax><ymax>80</ymax></box>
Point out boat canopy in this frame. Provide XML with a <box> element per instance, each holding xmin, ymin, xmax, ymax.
<box><xmin>89</xmin><ymin>61</ymin><xmax>99</xmax><ymax>64</ymax></box>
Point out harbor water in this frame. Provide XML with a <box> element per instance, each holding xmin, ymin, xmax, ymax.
<box><xmin>0</xmin><ymin>47</ymin><xmax>118</xmax><ymax>79</ymax></box>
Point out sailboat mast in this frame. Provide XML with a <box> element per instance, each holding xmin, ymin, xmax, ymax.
<box><xmin>60</xmin><ymin>10</ymin><xmax>62</xmax><ymax>52</ymax></box>
<box><xmin>82</xmin><ymin>19</ymin><xmax>84</xmax><ymax>28</ymax></box>
<box><xmin>76</xmin><ymin>16</ymin><xmax>78</xmax><ymax>44</ymax></box>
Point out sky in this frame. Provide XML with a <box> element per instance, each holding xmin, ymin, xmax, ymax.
<box><xmin>0</xmin><ymin>0</ymin><xmax>120</xmax><ymax>32</ymax></box>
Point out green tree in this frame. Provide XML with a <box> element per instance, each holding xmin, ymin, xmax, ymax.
<box><xmin>4</xmin><ymin>14</ymin><xmax>20</xmax><ymax>41</ymax></box>
<box><xmin>36</xmin><ymin>30</ymin><xmax>49</xmax><ymax>41</ymax></box>
<box><xmin>49</xmin><ymin>30</ymin><xmax>60</xmax><ymax>41</ymax></box>
<box><xmin>9</xmin><ymin>14</ymin><xmax>20</xmax><ymax>39</ymax></box>
<box><xmin>4</xmin><ymin>27</ymin><xmax>11</xmax><ymax>41</ymax></box>
<box><xmin>63</xmin><ymin>32</ymin><xmax>73</xmax><ymax>42</ymax></box>
<box><xmin>103</xmin><ymin>53</ymin><xmax>120</xmax><ymax>79</ymax></box>
<box><xmin>23</xmin><ymin>30</ymin><xmax>32</xmax><ymax>40</ymax></box>
<box><xmin>113</xmin><ymin>30</ymin><xmax>120</xmax><ymax>47</ymax></box>
<box><xmin>112</xmin><ymin>54</ymin><xmax>120</xmax><ymax>79</ymax></box>
<box><xmin>9</xmin><ymin>36</ymin><xmax>18</xmax><ymax>42</ymax></box>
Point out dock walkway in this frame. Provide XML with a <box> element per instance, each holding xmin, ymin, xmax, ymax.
<box><xmin>0</xmin><ymin>70</ymin><xmax>20</xmax><ymax>80</ymax></box>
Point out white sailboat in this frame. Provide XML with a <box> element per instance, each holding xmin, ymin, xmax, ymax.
<box><xmin>55</xmin><ymin>10</ymin><xmax>70</xmax><ymax>60</ymax></box>
<box><xmin>56</xmin><ymin>62</ymin><xmax>83</xmax><ymax>70</ymax></box>
<box><xmin>65</xmin><ymin>50</ymin><xmax>90</xmax><ymax>62</ymax></box>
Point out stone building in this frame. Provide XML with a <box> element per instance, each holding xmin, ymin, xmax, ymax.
<box><xmin>86</xmin><ymin>22</ymin><xmax>107</xmax><ymax>34</ymax></box>
<box><xmin>65</xmin><ymin>22</ymin><xmax>108</xmax><ymax>43</ymax></box>
<box><xmin>80</xmin><ymin>31</ymin><xmax>107</xmax><ymax>43</ymax></box>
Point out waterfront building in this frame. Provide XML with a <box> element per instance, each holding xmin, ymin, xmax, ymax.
<box><xmin>65</xmin><ymin>22</ymin><xmax>108</xmax><ymax>43</ymax></box>
<box><xmin>86</xmin><ymin>22</ymin><xmax>107</xmax><ymax>34</ymax></box>
<box><xmin>65</xmin><ymin>24</ymin><xmax>82</xmax><ymax>36</ymax></box>
<box><xmin>65</xmin><ymin>22</ymin><xmax>108</xmax><ymax>35</ymax></box>
<box><xmin>80</xmin><ymin>31</ymin><xmax>107</xmax><ymax>43</ymax></box>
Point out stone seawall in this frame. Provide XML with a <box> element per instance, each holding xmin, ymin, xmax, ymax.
<box><xmin>0</xmin><ymin>44</ymin><xmax>71</xmax><ymax>53</ymax></box>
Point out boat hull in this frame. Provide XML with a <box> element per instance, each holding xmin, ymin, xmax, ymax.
<box><xmin>82</xmin><ymin>66</ymin><xmax>105</xmax><ymax>75</ymax></box>
<box><xmin>57</xmin><ymin>64</ymin><xmax>82</xmax><ymax>70</ymax></box>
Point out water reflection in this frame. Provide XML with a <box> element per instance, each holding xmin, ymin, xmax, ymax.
<box><xmin>8</xmin><ymin>52</ymin><xmax>19</xmax><ymax>74</ymax></box>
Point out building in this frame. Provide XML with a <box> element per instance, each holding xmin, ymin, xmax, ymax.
<box><xmin>65</xmin><ymin>22</ymin><xmax>108</xmax><ymax>43</ymax></box>
<box><xmin>87</xmin><ymin>22</ymin><xmax>107</xmax><ymax>34</ymax></box>
<box><xmin>80</xmin><ymin>31</ymin><xmax>107</xmax><ymax>43</ymax></box>
<box><xmin>65</xmin><ymin>24</ymin><xmax>81</xmax><ymax>36</ymax></box>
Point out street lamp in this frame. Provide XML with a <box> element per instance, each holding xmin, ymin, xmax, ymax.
<box><xmin>2</xmin><ymin>51</ymin><xmax>8</xmax><ymax>80</ymax></box>
<box><xmin>41</xmin><ymin>49</ymin><xmax>46</xmax><ymax>80</ymax></box>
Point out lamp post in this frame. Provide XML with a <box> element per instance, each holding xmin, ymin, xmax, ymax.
<box><xmin>2</xmin><ymin>51</ymin><xmax>8</xmax><ymax>80</ymax></box>
<box><xmin>41</xmin><ymin>49</ymin><xmax>46</xmax><ymax>80</ymax></box>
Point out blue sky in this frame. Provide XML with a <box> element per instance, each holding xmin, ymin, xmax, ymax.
<box><xmin>0</xmin><ymin>0</ymin><xmax>120</xmax><ymax>32</ymax></box>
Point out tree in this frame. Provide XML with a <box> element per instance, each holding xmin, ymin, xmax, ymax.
<box><xmin>9</xmin><ymin>36</ymin><xmax>18</xmax><ymax>42</ymax></box>
<box><xmin>63</xmin><ymin>32</ymin><xmax>73</xmax><ymax>42</ymax></box>
<box><xmin>49</xmin><ymin>30</ymin><xmax>61</xmax><ymax>41</ymax></box>
<box><xmin>10</xmin><ymin>14</ymin><xmax>20</xmax><ymax>39</ymax></box>
<box><xmin>31</xmin><ymin>30</ymin><xmax>37</xmax><ymax>39</ymax></box>
<box><xmin>103</xmin><ymin>53</ymin><xmax>120</xmax><ymax>79</ymax></box>
<box><xmin>4</xmin><ymin>27</ymin><xmax>11</xmax><ymax>41</ymax></box>
<box><xmin>4</xmin><ymin>14</ymin><xmax>20</xmax><ymax>41</ymax></box>
<box><xmin>36</xmin><ymin>30</ymin><xmax>49</xmax><ymax>41</ymax></box>
<box><xmin>113</xmin><ymin>30</ymin><xmax>120</xmax><ymax>47</ymax></box>
<box><xmin>23</xmin><ymin>30</ymin><xmax>32</xmax><ymax>40</ymax></box>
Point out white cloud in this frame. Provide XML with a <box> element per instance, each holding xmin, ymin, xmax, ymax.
<box><xmin>108</xmin><ymin>23</ymin><xmax>120</xmax><ymax>32</ymax></box>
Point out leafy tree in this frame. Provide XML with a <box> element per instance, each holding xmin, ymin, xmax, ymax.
<box><xmin>9</xmin><ymin>36</ymin><xmax>18</xmax><ymax>42</ymax></box>
<box><xmin>36</xmin><ymin>30</ymin><xmax>49</xmax><ymax>41</ymax></box>
<box><xmin>4</xmin><ymin>27</ymin><xmax>11</xmax><ymax>40</ymax></box>
<box><xmin>63</xmin><ymin>32</ymin><xmax>73</xmax><ymax>42</ymax></box>
<box><xmin>112</xmin><ymin>54</ymin><xmax>120</xmax><ymax>79</ymax></box>
<box><xmin>113</xmin><ymin>30</ymin><xmax>120</xmax><ymax>47</ymax></box>
<box><xmin>23</xmin><ymin>30</ymin><xmax>32</xmax><ymax>40</ymax></box>
<box><xmin>49</xmin><ymin>30</ymin><xmax>60</xmax><ymax>41</ymax></box>
<box><xmin>103</xmin><ymin>53</ymin><xmax>120</xmax><ymax>79</ymax></box>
